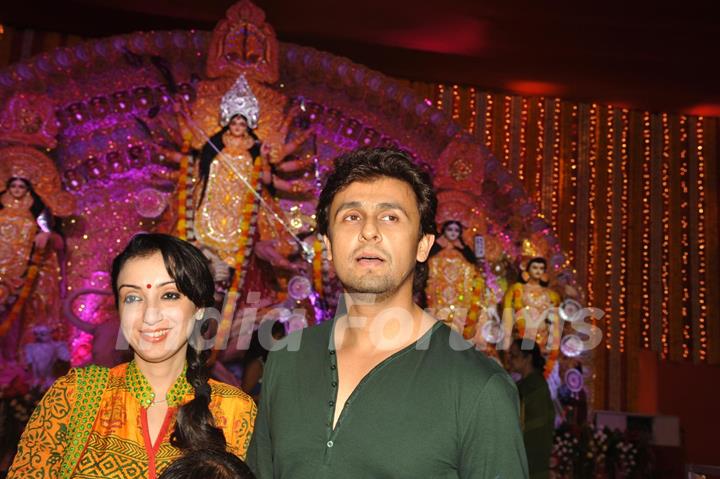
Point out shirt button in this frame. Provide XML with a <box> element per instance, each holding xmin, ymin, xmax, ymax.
<box><xmin>327</xmin><ymin>441</ymin><xmax>334</xmax><ymax>448</ymax></box>
<box><xmin>331</xmin><ymin>381</ymin><xmax>337</xmax><ymax>387</ymax></box>
<box><xmin>329</xmin><ymin>350</ymin><xmax>336</xmax><ymax>355</ymax></box>
<box><xmin>329</xmin><ymin>400</ymin><xmax>335</xmax><ymax>406</ymax></box>
<box><xmin>330</xmin><ymin>365</ymin><xmax>336</xmax><ymax>370</ymax></box>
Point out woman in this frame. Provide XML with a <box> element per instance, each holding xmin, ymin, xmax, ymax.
<box><xmin>507</xmin><ymin>339</ymin><xmax>555</xmax><ymax>479</ymax></box>
<box><xmin>7</xmin><ymin>234</ymin><xmax>256</xmax><ymax>479</ymax></box>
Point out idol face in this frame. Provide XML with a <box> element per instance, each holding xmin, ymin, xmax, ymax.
<box><xmin>528</xmin><ymin>260</ymin><xmax>546</xmax><ymax>281</ymax></box>
<box><xmin>229</xmin><ymin>115</ymin><xmax>249</xmax><ymax>137</ymax></box>
<box><xmin>443</xmin><ymin>222</ymin><xmax>461</xmax><ymax>242</ymax></box>
<box><xmin>323</xmin><ymin>177</ymin><xmax>433</xmax><ymax>300</ymax></box>
<box><xmin>8</xmin><ymin>179</ymin><xmax>29</xmax><ymax>200</ymax></box>
<box><xmin>117</xmin><ymin>252</ymin><xmax>199</xmax><ymax>364</ymax></box>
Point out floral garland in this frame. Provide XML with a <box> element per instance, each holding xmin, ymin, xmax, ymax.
<box><xmin>311</xmin><ymin>235</ymin><xmax>333</xmax><ymax>299</ymax></box>
<box><xmin>462</xmin><ymin>274</ymin><xmax>485</xmax><ymax>340</ymax></box>
<box><xmin>216</xmin><ymin>156</ymin><xmax>263</xmax><ymax>346</ymax></box>
<box><xmin>545</xmin><ymin>347</ymin><xmax>560</xmax><ymax>378</ymax></box>
<box><xmin>0</xmin><ymin>248</ymin><xmax>46</xmax><ymax>337</ymax></box>
<box><xmin>175</xmin><ymin>140</ymin><xmax>194</xmax><ymax>241</ymax></box>
<box><xmin>312</xmin><ymin>237</ymin><xmax>324</xmax><ymax>295</ymax></box>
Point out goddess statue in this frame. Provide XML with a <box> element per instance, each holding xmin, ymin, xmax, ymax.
<box><xmin>160</xmin><ymin>76</ymin><xmax>314</xmax><ymax>299</ymax></box>
<box><xmin>0</xmin><ymin>146</ymin><xmax>75</xmax><ymax>364</ymax></box>
<box><xmin>426</xmin><ymin>220</ymin><xmax>487</xmax><ymax>337</ymax></box>
<box><xmin>501</xmin><ymin>256</ymin><xmax>561</xmax><ymax>356</ymax></box>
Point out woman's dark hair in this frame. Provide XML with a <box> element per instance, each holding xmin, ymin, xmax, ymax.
<box><xmin>522</xmin><ymin>256</ymin><xmax>549</xmax><ymax>287</ymax></box>
<box><xmin>198</xmin><ymin>115</ymin><xmax>261</xmax><ymax>205</ymax></box>
<box><xmin>158</xmin><ymin>448</ymin><xmax>255</xmax><ymax>479</ymax></box>
<box><xmin>429</xmin><ymin>220</ymin><xmax>476</xmax><ymax>264</ymax></box>
<box><xmin>1</xmin><ymin>177</ymin><xmax>46</xmax><ymax>218</ymax></box>
<box><xmin>315</xmin><ymin>147</ymin><xmax>437</xmax><ymax>293</ymax></box>
<box><xmin>111</xmin><ymin>233</ymin><xmax>226</xmax><ymax>451</ymax></box>
<box><xmin>513</xmin><ymin>338</ymin><xmax>546</xmax><ymax>371</ymax></box>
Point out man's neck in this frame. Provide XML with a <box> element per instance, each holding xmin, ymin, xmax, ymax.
<box><xmin>335</xmin><ymin>282</ymin><xmax>433</xmax><ymax>353</ymax></box>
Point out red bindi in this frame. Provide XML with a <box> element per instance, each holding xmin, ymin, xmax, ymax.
<box><xmin>146</xmin><ymin>284</ymin><xmax>152</xmax><ymax>289</ymax></box>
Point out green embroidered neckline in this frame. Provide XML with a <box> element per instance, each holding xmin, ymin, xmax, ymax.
<box><xmin>126</xmin><ymin>360</ymin><xmax>192</xmax><ymax>408</ymax></box>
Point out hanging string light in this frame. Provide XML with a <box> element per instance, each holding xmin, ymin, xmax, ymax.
<box><xmin>641</xmin><ymin>111</ymin><xmax>652</xmax><ymax>349</ymax></box>
<box><xmin>660</xmin><ymin>113</ymin><xmax>671</xmax><ymax>359</ymax></box>
<box><xmin>502</xmin><ymin>95</ymin><xmax>512</xmax><ymax>169</ymax></box>
<box><xmin>604</xmin><ymin>106</ymin><xmax>615</xmax><ymax>350</ymax></box>
<box><xmin>696</xmin><ymin>117</ymin><xmax>709</xmax><ymax>361</ymax></box>
<box><xmin>468</xmin><ymin>86</ymin><xmax>477</xmax><ymax>135</ymax></box>
<box><xmin>435</xmin><ymin>83</ymin><xmax>445</xmax><ymax>110</ymax></box>
<box><xmin>518</xmin><ymin>97</ymin><xmax>529</xmax><ymax>182</ymax></box>
<box><xmin>679</xmin><ymin>116</ymin><xmax>691</xmax><ymax>360</ymax></box>
<box><xmin>534</xmin><ymin>97</ymin><xmax>545</xmax><ymax>207</ymax></box>
<box><xmin>551</xmin><ymin>99</ymin><xmax>562</xmax><ymax>228</ymax></box>
<box><xmin>567</xmin><ymin>104</ymin><xmax>579</xmax><ymax>267</ymax></box>
<box><xmin>484</xmin><ymin>93</ymin><xmax>494</xmax><ymax>151</ymax></box>
<box><xmin>587</xmin><ymin>104</ymin><xmax>598</xmax><ymax>308</ymax></box>
<box><xmin>619</xmin><ymin>108</ymin><xmax>629</xmax><ymax>353</ymax></box>
<box><xmin>451</xmin><ymin>84</ymin><xmax>461</xmax><ymax>121</ymax></box>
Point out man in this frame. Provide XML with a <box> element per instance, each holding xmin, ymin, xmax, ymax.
<box><xmin>507</xmin><ymin>339</ymin><xmax>555</xmax><ymax>479</ymax></box>
<box><xmin>248</xmin><ymin>148</ymin><xmax>528</xmax><ymax>478</ymax></box>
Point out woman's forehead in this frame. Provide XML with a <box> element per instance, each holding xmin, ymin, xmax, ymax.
<box><xmin>118</xmin><ymin>252</ymin><xmax>171</xmax><ymax>280</ymax></box>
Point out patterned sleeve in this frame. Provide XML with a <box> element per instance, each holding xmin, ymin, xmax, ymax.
<box><xmin>210</xmin><ymin>382</ymin><xmax>258</xmax><ymax>460</ymax></box>
<box><xmin>7</xmin><ymin>369</ymin><xmax>77</xmax><ymax>479</ymax></box>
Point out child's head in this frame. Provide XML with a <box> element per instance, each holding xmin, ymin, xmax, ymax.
<box><xmin>158</xmin><ymin>449</ymin><xmax>255</xmax><ymax>479</ymax></box>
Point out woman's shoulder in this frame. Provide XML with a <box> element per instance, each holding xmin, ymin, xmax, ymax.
<box><xmin>51</xmin><ymin>363</ymin><xmax>114</xmax><ymax>387</ymax></box>
<box><xmin>208</xmin><ymin>379</ymin><xmax>256</xmax><ymax>421</ymax></box>
<box><xmin>208</xmin><ymin>379</ymin><xmax>254</xmax><ymax>403</ymax></box>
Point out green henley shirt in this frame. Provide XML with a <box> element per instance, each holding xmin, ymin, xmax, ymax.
<box><xmin>247</xmin><ymin>320</ymin><xmax>529</xmax><ymax>478</ymax></box>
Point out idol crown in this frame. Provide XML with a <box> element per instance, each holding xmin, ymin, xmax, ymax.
<box><xmin>219</xmin><ymin>75</ymin><xmax>260</xmax><ymax>129</ymax></box>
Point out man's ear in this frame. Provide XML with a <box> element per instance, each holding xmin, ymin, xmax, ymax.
<box><xmin>416</xmin><ymin>234</ymin><xmax>435</xmax><ymax>262</ymax></box>
<box><xmin>322</xmin><ymin>233</ymin><xmax>333</xmax><ymax>261</ymax></box>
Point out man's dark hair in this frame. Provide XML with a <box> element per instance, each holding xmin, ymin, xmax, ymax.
<box><xmin>315</xmin><ymin>147</ymin><xmax>437</xmax><ymax>293</ymax></box>
<box><xmin>513</xmin><ymin>338</ymin><xmax>546</xmax><ymax>372</ymax></box>
<box><xmin>316</xmin><ymin>147</ymin><xmax>437</xmax><ymax>237</ymax></box>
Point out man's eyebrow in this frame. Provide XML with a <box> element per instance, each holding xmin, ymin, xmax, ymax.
<box><xmin>376</xmin><ymin>202</ymin><xmax>409</xmax><ymax>217</ymax></box>
<box><xmin>334</xmin><ymin>201</ymin><xmax>410</xmax><ymax>218</ymax></box>
<box><xmin>334</xmin><ymin>201</ymin><xmax>363</xmax><ymax>217</ymax></box>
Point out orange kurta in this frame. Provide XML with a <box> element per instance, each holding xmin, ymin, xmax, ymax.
<box><xmin>8</xmin><ymin>362</ymin><xmax>256</xmax><ymax>479</ymax></box>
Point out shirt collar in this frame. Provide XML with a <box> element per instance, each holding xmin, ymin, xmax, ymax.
<box><xmin>126</xmin><ymin>360</ymin><xmax>192</xmax><ymax>409</ymax></box>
